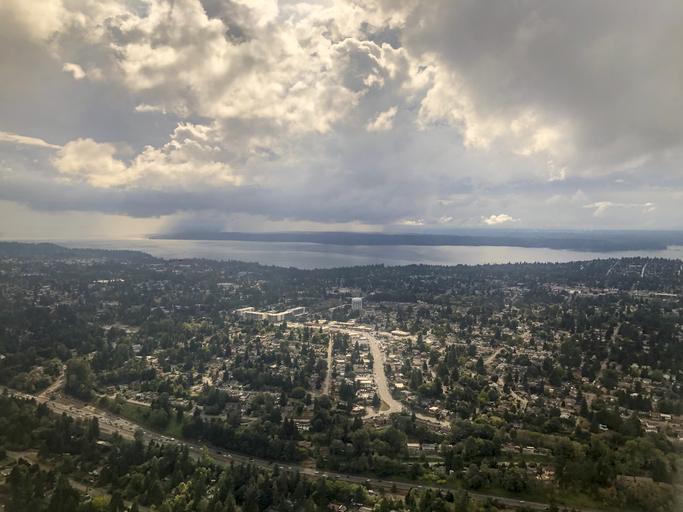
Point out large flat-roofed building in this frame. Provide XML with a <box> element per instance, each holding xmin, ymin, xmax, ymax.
<box><xmin>243</xmin><ymin>310</ymin><xmax>266</xmax><ymax>321</ymax></box>
<box><xmin>236</xmin><ymin>306</ymin><xmax>306</xmax><ymax>322</ymax></box>
<box><xmin>265</xmin><ymin>312</ymin><xmax>287</xmax><ymax>322</ymax></box>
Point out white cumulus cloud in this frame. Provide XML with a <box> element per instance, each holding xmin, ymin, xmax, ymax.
<box><xmin>51</xmin><ymin>126</ymin><xmax>241</xmax><ymax>189</ymax></box>
<box><xmin>62</xmin><ymin>63</ymin><xmax>85</xmax><ymax>80</ymax></box>
<box><xmin>483</xmin><ymin>214</ymin><xmax>518</xmax><ymax>225</ymax></box>
<box><xmin>366</xmin><ymin>106</ymin><xmax>398</xmax><ymax>132</ymax></box>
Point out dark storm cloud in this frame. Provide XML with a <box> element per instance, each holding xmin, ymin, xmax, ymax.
<box><xmin>401</xmin><ymin>0</ymin><xmax>683</xmax><ymax>174</ymax></box>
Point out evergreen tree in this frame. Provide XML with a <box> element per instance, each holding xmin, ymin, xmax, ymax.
<box><xmin>47</xmin><ymin>475</ymin><xmax>79</xmax><ymax>512</ymax></box>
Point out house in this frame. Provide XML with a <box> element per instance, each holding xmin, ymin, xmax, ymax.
<box><xmin>421</xmin><ymin>443</ymin><xmax>438</xmax><ymax>452</ymax></box>
<box><xmin>542</xmin><ymin>466</ymin><xmax>556</xmax><ymax>480</ymax></box>
<box><xmin>294</xmin><ymin>419</ymin><xmax>310</xmax><ymax>431</ymax></box>
<box><xmin>407</xmin><ymin>443</ymin><xmax>421</xmax><ymax>454</ymax></box>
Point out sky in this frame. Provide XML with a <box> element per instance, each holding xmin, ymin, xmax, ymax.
<box><xmin>1</xmin><ymin>0</ymin><xmax>683</xmax><ymax>239</ymax></box>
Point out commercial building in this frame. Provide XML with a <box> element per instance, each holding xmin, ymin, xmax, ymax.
<box><xmin>235</xmin><ymin>306</ymin><xmax>306</xmax><ymax>322</ymax></box>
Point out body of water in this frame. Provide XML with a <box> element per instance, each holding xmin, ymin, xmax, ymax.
<box><xmin>35</xmin><ymin>238</ymin><xmax>683</xmax><ymax>270</ymax></box>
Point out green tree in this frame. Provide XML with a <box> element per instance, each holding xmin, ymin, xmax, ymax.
<box><xmin>65</xmin><ymin>358</ymin><xmax>96</xmax><ymax>400</ymax></box>
<box><xmin>109</xmin><ymin>490</ymin><xmax>125</xmax><ymax>512</ymax></box>
<box><xmin>47</xmin><ymin>475</ymin><xmax>80</xmax><ymax>512</ymax></box>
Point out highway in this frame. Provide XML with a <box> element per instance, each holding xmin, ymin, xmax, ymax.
<box><xmin>0</xmin><ymin>386</ymin><xmax>603</xmax><ymax>512</ymax></box>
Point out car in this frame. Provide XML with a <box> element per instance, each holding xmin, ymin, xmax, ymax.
<box><xmin>216</xmin><ymin>451</ymin><xmax>222</xmax><ymax>455</ymax></box>
<box><xmin>322</xmin><ymin>474</ymin><xmax>328</xmax><ymax>478</ymax></box>
<box><xmin>314</xmin><ymin>471</ymin><xmax>320</xmax><ymax>475</ymax></box>
<box><xmin>288</xmin><ymin>466</ymin><xmax>292</xmax><ymax>470</ymax></box>
<box><xmin>250</xmin><ymin>459</ymin><xmax>255</xmax><ymax>462</ymax></box>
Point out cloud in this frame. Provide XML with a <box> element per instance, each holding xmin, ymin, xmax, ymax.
<box><xmin>135</xmin><ymin>104</ymin><xmax>167</xmax><ymax>114</ymax></box>
<box><xmin>545</xmin><ymin>189</ymin><xmax>587</xmax><ymax>205</ymax></box>
<box><xmin>583</xmin><ymin>201</ymin><xmax>613</xmax><ymax>217</ymax></box>
<box><xmin>403</xmin><ymin>1</ymin><xmax>683</xmax><ymax>178</ymax></box>
<box><xmin>583</xmin><ymin>201</ymin><xmax>657</xmax><ymax>217</ymax></box>
<box><xmin>483</xmin><ymin>214</ymin><xmax>518</xmax><ymax>225</ymax></box>
<box><xmin>91</xmin><ymin>0</ymin><xmax>380</xmax><ymax>136</ymax></box>
<box><xmin>52</xmin><ymin>139</ymin><xmax>133</xmax><ymax>188</ymax></box>
<box><xmin>51</xmin><ymin>127</ymin><xmax>241</xmax><ymax>189</ymax></box>
<box><xmin>0</xmin><ymin>131</ymin><xmax>62</xmax><ymax>149</ymax></box>
<box><xmin>366</xmin><ymin>106</ymin><xmax>398</xmax><ymax>132</ymax></box>
<box><xmin>0</xmin><ymin>0</ymin><xmax>67</xmax><ymax>41</ymax></box>
<box><xmin>62</xmin><ymin>63</ymin><xmax>85</xmax><ymax>80</ymax></box>
<box><xmin>2</xmin><ymin>0</ymin><xmax>683</xmax><ymax>235</ymax></box>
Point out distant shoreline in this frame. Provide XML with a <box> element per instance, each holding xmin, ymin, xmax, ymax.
<box><xmin>1</xmin><ymin>240</ymin><xmax>682</xmax><ymax>270</ymax></box>
<box><xmin>150</xmin><ymin>231</ymin><xmax>683</xmax><ymax>253</ymax></box>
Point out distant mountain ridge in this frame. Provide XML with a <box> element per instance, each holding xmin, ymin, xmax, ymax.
<box><xmin>150</xmin><ymin>230</ymin><xmax>683</xmax><ymax>252</ymax></box>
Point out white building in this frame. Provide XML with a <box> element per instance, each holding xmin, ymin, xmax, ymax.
<box><xmin>351</xmin><ymin>297</ymin><xmax>363</xmax><ymax>311</ymax></box>
<box><xmin>235</xmin><ymin>306</ymin><xmax>305</xmax><ymax>322</ymax></box>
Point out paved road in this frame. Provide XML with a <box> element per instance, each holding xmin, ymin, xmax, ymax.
<box><xmin>485</xmin><ymin>347</ymin><xmax>503</xmax><ymax>366</ymax></box>
<box><xmin>366</xmin><ymin>333</ymin><xmax>403</xmax><ymax>414</ymax></box>
<box><xmin>38</xmin><ymin>372</ymin><xmax>65</xmax><ymax>399</ymax></box>
<box><xmin>510</xmin><ymin>389</ymin><xmax>528</xmax><ymax>413</ymax></box>
<box><xmin>324</xmin><ymin>337</ymin><xmax>334</xmax><ymax>395</ymax></box>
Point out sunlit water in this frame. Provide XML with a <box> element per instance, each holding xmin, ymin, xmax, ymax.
<box><xmin>32</xmin><ymin>238</ymin><xmax>683</xmax><ymax>270</ymax></box>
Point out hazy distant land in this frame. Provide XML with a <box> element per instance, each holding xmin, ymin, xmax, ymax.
<box><xmin>150</xmin><ymin>230</ymin><xmax>683</xmax><ymax>253</ymax></box>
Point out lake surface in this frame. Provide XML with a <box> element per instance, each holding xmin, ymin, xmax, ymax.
<box><xmin>39</xmin><ymin>238</ymin><xmax>683</xmax><ymax>270</ymax></box>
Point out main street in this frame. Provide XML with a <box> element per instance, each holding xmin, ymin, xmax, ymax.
<box><xmin>365</xmin><ymin>333</ymin><xmax>403</xmax><ymax>414</ymax></box>
<box><xmin>324</xmin><ymin>336</ymin><xmax>333</xmax><ymax>395</ymax></box>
